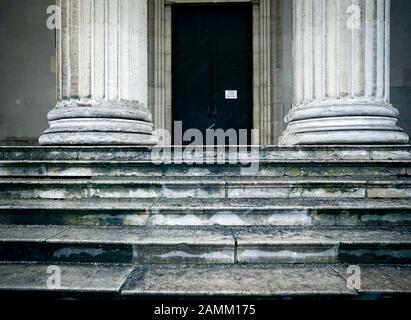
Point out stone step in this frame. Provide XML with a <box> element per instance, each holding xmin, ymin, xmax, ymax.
<box><xmin>0</xmin><ymin>225</ymin><xmax>234</xmax><ymax>264</ymax></box>
<box><xmin>0</xmin><ymin>198</ymin><xmax>410</xmax><ymax>227</ymax></box>
<box><xmin>0</xmin><ymin>262</ymin><xmax>133</xmax><ymax>295</ymax></box>
<box><xmin>1</xmin><ymin>146</ymin><xmax>410</xmax><ymax>161</ymax></box>
<box><xmin>0</xmin><ymin>262</ymin><xmax>409</xmax><ymax>299</ymax></box>
<box><xmin>0</xmin><ymin>160</ymin><xmax>409</xmax><ymax>178</ymax></box>
<box><xmin>121</xmin><ymin>264</ymin><xmax>411</xmax><ymax>298</ymax></box>
<box><xmin>0</xmin><ymin>225</ymin><xmax>410</xmax><ymax>264</ymax></box>
<box><xmin>233</xmin><ymin>226</ymin><xmax>411</xmax><ymax>264</ymax></box>
<box><xmin>0</xmin><ymin>177</ymin><xmax>409</xmax><ymax>200</ymax></box>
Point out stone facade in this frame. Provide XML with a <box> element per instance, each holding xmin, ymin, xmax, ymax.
<box><xmin>35</xmin><ymin>0</ymin><xmax>409</xmax><ymax>145</ymax></box>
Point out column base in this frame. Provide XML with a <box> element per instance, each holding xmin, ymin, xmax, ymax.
<box><xmin>39</xmin><ymin>103</ymin><xmax>158</xmax><ymax>146</ymax></box>
<box><xmin>279</xmin><ymin>129</ymin><xmax>409</xmax><ymax>145</ymax></box>
<box><xmin>279</xmin><ymin>101</ymin><xmax>410</xmax><ymax>145</ymax></box>
<box><xmin>39</xmin><ymin>132</ymin><xmax>158</xmax><ymax>145</ymax></box>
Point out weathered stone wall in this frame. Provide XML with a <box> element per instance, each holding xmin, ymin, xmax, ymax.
<box><xmin>0</xmin><ymin>0</ymin><xmax>55</xmax><ymax>144</ymax></box>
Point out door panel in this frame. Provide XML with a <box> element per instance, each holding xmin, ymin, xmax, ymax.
<box><xmin>173</xmin><ymin>54</ymin><xmax>212</xmax><ymax>138</ymax></box>
<box><xmin>212</xmin><ymin>53</ymin><xmax>253</xmax><ymax>140</ymax></box>
<box><xmin>172</xmin><ymin>4</ymin><xmax>253</xmax><ymax>145</ymax></box>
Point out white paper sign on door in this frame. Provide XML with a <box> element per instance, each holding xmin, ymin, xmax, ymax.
<box><xmin>225</xmin><ymin>90</ymin><xmax>238</xmax><ymax>100</ymax></box>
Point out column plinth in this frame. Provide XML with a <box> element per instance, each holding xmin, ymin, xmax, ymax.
<box><xmin>280</xmin><ymin>0</ymin><xmax>409</xmax><ymax>145</ymax></box>
<box><xmin>39</xmin><ymin>0</ymin><xmax>157</xmax><ymax>145</ymax></box>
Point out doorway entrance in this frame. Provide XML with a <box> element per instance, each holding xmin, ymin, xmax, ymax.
<box><xmin>172</xmin><ymin>4</ymin><xmax>253</xmax><ymax>145</ymax></box>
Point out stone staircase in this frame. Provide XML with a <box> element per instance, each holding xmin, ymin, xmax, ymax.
<box><xmin>0</xmin><ymin>146</ymin><xmax>410</xmax><ymax>299</ymax></box>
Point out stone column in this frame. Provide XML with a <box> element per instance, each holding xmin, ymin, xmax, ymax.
<box><xmin>39</xmin><ymin>0</ymin><xmax>157</xmax><ymax>145</ymax></box>
<box><xmin>279</xmin><ymin>0</ymin><xmax>409</xmax><ymax>145</ymax></box>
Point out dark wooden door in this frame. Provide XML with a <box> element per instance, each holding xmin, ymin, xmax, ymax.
<box><xmin>172</xmin><ymin>4</ymin><xmax>253</xmax><ymax>145</ymax></box>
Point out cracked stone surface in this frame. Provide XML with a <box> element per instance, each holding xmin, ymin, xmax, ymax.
<box><xmin>122</xmin><ymin>264</ymin><xmax>356</xmax><ymax>296</ymax></box>
<box><xmin>0</xmin><ymin>225</ymin><xmax>68</xmax><ymax>243</ymax></box>
<box><xmin>0</xmin><ymin>263</ymin><xmax>133</xmax><ymax>292</ymax></box>
<box><xmin>334</xmin><ymin>265</ymin><xmax>411</xmax><ymax>294</ymax></box>
<box><xmin>45</xmin><ymin>226</ymin><xmax>234</xmax><ymax>246</ymax></box>
<box><xmin>0</xmin><ymin>262</ymin><xmax>409</xmax><ymax>297</ymax></box>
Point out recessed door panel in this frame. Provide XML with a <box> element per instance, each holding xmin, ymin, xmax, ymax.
<box><xmin>172</xmin><ymin>4</ymin><xmax>253</xmax><ymax>145</ymax></box>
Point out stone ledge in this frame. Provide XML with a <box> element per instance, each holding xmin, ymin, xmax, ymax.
<box><xmin>122</xmin><ymin>264</ymin><xmax>355</xmax><ymax>297</ymax></box>
<box><xmin>0</xmin><ymin>262</ymin><xmax>409</xmax><ymax>298</ymax></box>
<box><xmin>0</xmin><ymin>161</ymin><xmax>409</xmax><ymax>180</ymax></box>
<box><xmin>0</xmin><ymin>225</ymin><xmax>409</xmax><ymax>264</ymax></box>
<box><xmin>1</xmin><ymin>225</ymin><xmax>409</xmax><ymax>246</ymax></box>
<box><xmin>0</xmin><ymin>177</ymin><xmax>409</xmax><ymax>200</ymax></box>
<box><xmin>233</xmin><ymin>226</ymin><xmax>411</xmax><ymax>263</ymax></box>
<box><xmin>333</xmin><ymin>264</ymin><xmax>411</xmax><ymax>294</ymax></box>
<box><xmin>0</xmin><ymin>198</ymin><xmax>409</xmax><ymax>211</ymax></box>
<box><xmin>0</xmin><ymin>263</ymin><xmax>132</xmax><ymax>293</ymax></box>
<box><xmin>0</xmin><ymin>146</ymin><xmax>410</xmax><ymax>161</ymax></box>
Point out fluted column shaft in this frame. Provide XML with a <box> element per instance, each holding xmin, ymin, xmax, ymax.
<box><xmin>40</xmin><ymin>0</ymin><xmax>156</xmax><ymax>145</ymax></box>
<box><xmin>280</xmin><ymin>0</ymin><xmax>409</xmax><ymax>145</ymax></box>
